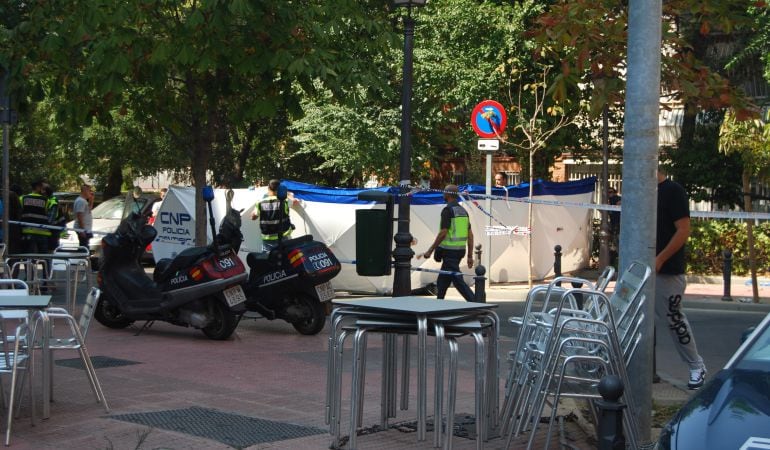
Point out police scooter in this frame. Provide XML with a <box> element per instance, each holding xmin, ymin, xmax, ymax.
<box><xmin>95</xmin><ymin>186</ymin><xmax>248</xmax><ymax>340</ymax></box>
<box><xmin>220</xmin><ymin>185</ymin><xmax>340</xmax><ymax>335</ymax></box>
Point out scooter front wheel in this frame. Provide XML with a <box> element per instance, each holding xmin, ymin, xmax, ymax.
<box><xmin>94</xmin><ymin>294</ymin><xmax>134</xmax><ymax>329</ymax></box>
<box><xmin>290</xmin><ymin>294</ymin><xmax>326</xmax><ymax>336</ymax></box>
<box><xmin>201</xmin><ymin>297</ymin><xmax>238</xmax><ymax>340</ymax></box>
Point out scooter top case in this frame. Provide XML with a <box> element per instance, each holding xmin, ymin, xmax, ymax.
<box><xmin>246</xmin><ymin>234</ymin><xmax>341</xmax><ymax>296</ymax></box>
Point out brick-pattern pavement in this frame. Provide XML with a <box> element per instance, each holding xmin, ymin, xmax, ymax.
<box><xmin>6</xmin><ymin>313</ymin><xmax>597</xmax><ymax>449</ymax></box>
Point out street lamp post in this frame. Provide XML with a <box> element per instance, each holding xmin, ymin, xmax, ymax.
<box><xmin>392</xmin><ymin>0</ymin><xmax>426</xmax><ymax>297</ymax></box>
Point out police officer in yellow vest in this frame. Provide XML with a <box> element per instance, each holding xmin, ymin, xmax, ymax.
<box><xmin>19</xmin><ymin>179</ymin><xmax>52</xmax><ymax>253</ymax></box>
<box><xmin>422</xmin><ymin>184</ymin><xmax>476</xmax><ymax>302</ymax></box>
<box><xmin>250</xmin><ymin>179</ymin><xmax>295</xmax><ymax>251</ymax></box>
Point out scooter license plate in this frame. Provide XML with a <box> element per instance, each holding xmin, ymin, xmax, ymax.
<box><xmin>315</xmin><ymin>281</ymin><xmax>335</xmax><ymax>302</ymax></box>
<box><xmin>223</xmin><ymin>285</ymin><xmax>247</xmax><ymax>307</ymax></box>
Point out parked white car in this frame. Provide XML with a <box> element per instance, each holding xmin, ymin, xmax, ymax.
<box><xmin>61</xmin><ymin>194</ymin><xmax>159</xmax><ymax>265</ymax></box>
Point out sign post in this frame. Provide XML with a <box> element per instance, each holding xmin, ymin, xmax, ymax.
<box><xmin>471</xmin><ymin>100</ymin><xmax>507</xmax><ymax>286</ymax></box>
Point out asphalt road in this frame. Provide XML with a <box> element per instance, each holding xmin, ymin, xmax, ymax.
<box><xmin>654</xmin><ymin>308</ymin><xmax>767</xmax><ymax>384</ymax></box>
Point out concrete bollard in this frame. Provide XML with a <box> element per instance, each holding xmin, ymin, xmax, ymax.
<box><xmin>721</xmin><ymin>249</ymin><xmax>733</xmax><ymax>302</ymax></box>
<box><xmin>596</xmin><ymin>374</ymin><xmax>626</xmax><ymax>450</ymax></box>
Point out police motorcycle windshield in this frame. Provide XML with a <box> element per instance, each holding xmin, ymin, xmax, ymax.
<box><xmin>114</xmin><ymin>211</ymin><xmax>156</xmax><ymax>247</ymax></box>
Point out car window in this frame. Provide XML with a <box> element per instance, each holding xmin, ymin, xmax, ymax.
<box><xmin>743</xmin><ymin>324</ymin><xmax>770</xmax><ymax>363</ymax></box>
<box><xmin>91</xmin><ymin>198</ymin><xmax>125</xmax><ymax>220</ymax></box>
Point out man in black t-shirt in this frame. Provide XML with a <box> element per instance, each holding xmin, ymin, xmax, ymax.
<box><xmin>656</xmin><ymin>166</ymin><xmax>706</xmax><ymax>389</ymax></box>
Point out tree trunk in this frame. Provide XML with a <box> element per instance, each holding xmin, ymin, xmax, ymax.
<box><xmin>102</xmin><ymin>162</ymin><xmax>124</xmax><ymax>198</ymax></box>
<box><xmin>599</xmin><ymin>105</ymin><xmax>611</xmax><ymax>269</ymax></box>
<box><xmin>742</xmin><ymin>170</ymin><xmax>759</xmax><ymax>303</ymax></box>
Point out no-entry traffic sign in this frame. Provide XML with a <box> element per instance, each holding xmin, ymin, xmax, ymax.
<box><xmin>471</xmin><ymin>100</ymin><xmax>507</xmax><ymax>139</ymax></box>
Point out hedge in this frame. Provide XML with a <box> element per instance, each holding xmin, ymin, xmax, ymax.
<box><xmin>591</xmin><ymin>218</ymin><xmax>770</xmax><ymax>275</ymax></box>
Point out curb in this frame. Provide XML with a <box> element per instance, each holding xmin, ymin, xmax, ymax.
<box><xmin>683</xmin><ymin>296</ymin><xmax>770</xmax><ymax>312</ymax></box>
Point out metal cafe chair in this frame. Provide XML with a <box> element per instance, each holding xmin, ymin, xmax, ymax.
<box><xmin>8</xmin><ymin>260</ymin><xmax>46</xmax><ymax>296</ymax></box>
<box><xmin>0</xmin><ymin>280</ymin><xmax>33</xmax><ymax>324</ymax></box>
<box><xmin>0</xmin><ymin>245</ymin><xmax>11</xmax><ymax>279</ymax></box>
<box><xmin>50</xmin><ymin>245</ymin><xmax>92</xmax><ymax>312</ymax></box>
<box><xmin>30</xmin><ymin>287</ymin><xmax>109</xmax><ymax>418</ymax></box>
<box><xmin>0</xmin><ymin>320</ymin><xmax>35</xmax><ymax>446</ymax></box>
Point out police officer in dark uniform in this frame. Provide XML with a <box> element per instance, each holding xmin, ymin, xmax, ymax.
<box><xmin>250</xmin><ymin>179</ymin><xmax>295</xmax><ymax>251</ymax></box>
<box><xmin>44</xmin><ymin>184</ymin><xmax>67</xmax><ymax>251</ymax></box>
<box><xmin>19</xmin><ymin>180</ymin><xmax>51</xmax><ymax>253</ymax></box>
<box><xmin>422</xmin><ymin>184</ymin><xmax>476</xmax><ymax>302</ymax></box>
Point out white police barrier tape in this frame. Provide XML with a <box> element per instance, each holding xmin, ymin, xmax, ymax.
<box><xmin>8</xmin><ymin>220</ymin><xmax>109</xmax><ymax>235</ymax></box>
<box><xmin>337</xmin><ymin>258</ymin><xmax>475</xmax><ymax>278</ymax></box>
<box><xmin>404</xmin><ymin>186</ymin><xmax>770</xmax><ymax>222</ymax></box>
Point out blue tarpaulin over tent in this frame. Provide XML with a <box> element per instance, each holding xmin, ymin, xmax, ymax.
<box><xmin>281</xmin><ymin>177</ymin><xmax>596</xmax><ymax>205</ymax></box>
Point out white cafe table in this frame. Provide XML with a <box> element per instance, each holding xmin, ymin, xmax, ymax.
<box><xmin>331</xmin><ymin>297</ymin><xmax>498</xmax><ymax>447</ymax></box>
<box><xmin>0</xmin><ymin>295</ymin><xmax>55</xmax><ymax>419</ymax></box>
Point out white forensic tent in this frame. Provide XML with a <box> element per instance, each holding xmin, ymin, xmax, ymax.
<box><xmin>152</xmin><ymin>178</ymin><xmax>596</xmax><ymax>294</ymax></box>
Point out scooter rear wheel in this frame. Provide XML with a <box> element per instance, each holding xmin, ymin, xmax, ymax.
<box><xmin>94</xmin><ymin>294</ymin><xmax>133</xmax><ymax>329</ymax></box>
<box><xmin>202</xmin><ymin>298</ymin><xmax>238</xmax><ymax>340</ymax></box>
<box><xmin>290</xmin><ymin>294</ymin><xmax>326</xmax><ymax>336</ymax></box>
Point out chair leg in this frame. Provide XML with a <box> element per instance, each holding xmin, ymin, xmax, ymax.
<box><xmin>443</xmin><ymin>338</ymin><xmax>459</xmax><ymax>450</ymax></box>
<box><xmin>348</xmin><ymin>328</ymin><xmax>366</xmax><ymax>450</ymax></box>
<box><xmin>472</xmin><ymin>331</ymin><xmax>486</xmax><ymax>450</ymax></box>
<box><xmin>330</xmin><ymin>329</ymin><xmax>349</xmax><ymax>448</ymax></box>
<box><xmin>77</xmin><ymin>345</ymin><xmax>109</xmax><ymax>412</ymax></box>
<box><xmin>433</xmin><ymin>325</ymin><xmax>445</xmax><ymax>449</ymax></box>
<box><xmin>356</xmin><ymin>333</ymin><xmax>368</xmax><ymax>428</ymax></box>
<box><xmin>400</xmin><ymin>335</ymin><xmax>409</xmax><ymax>412</ymax></box>
<box><xmin>6</xmin><ymin>340</ymin><xmax>25</xmax><ymax>446</ymax></box>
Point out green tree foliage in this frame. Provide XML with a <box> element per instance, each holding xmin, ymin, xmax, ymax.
<box><xmin>689</xmin><ymin>219</ymin><xmax>770</xmax><ymax>276</ymax></box>
<box><xmin>291</xmin><ymin>0</ymin><xmax>544</xmax><ymax>186</ymax></box>
<box><xmin>528</xmin><ymin>0</ymin><xmax>759</xmax><ymax>132</ymax></box>
<box><xmin>662</xmin><ymin>111</ymin><xmax>744</xmax><ymax>207</ymax></box>
<box><xmin>6</xmin><ymin>0</ymin><xmax>395</xmax><ymax>243</ymax></box>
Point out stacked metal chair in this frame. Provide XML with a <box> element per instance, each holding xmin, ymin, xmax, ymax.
<box><xmin>501</xmin><ymin>261</ymin><xmax>650</xmax><ymax>450</ymax></box>
<box><xmin>500</xmin><ymin>266</ymin><xmax>615</xmax><ymax>432</ymax></box>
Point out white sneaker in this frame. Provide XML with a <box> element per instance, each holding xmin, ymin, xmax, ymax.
<box><xmin>688</xmin><ymin>368</ymin><xmax>706</xmax><ymax>389</ymax></box>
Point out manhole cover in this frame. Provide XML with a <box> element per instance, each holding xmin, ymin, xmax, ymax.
<box><xmin>55</xmin><ymin>355</ymin><xmax>141</xmax><ymax>369</ymax></box>
<box><xmin>110</xmin><ymin>406</ymin><xmax>324</xmax><ymax>447</ymax></box>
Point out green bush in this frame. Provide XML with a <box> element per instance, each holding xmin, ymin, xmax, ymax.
<box><xmin>590</xmin><ymin>218</ymin><xmax>770</xmax><ymax>275</ymax></box>
<box><xmin>688</xmin><ymin>219</ymin><xmax>770</xmax><ymax>275</ymax></box>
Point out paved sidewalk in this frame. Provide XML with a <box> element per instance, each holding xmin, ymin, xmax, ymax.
<box><xmin>4</xmin><ymin>273</ymin><xmax>766</xmax><ymax>449</ymax></box>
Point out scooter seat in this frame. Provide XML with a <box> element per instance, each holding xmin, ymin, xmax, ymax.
<box><xmin>278</xmin><ymin>234</ymin><xmax>313</xmax><ymax>248</ymax></box>
<box><xmin>246</xmin><ymin>252</ymin><xmax>271</xmax><ymax>266</ymax></box>
<box><xmin>153</xmin><ymin>246</ymin><xmax>212</xmax><ymax>282</ymax></box>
